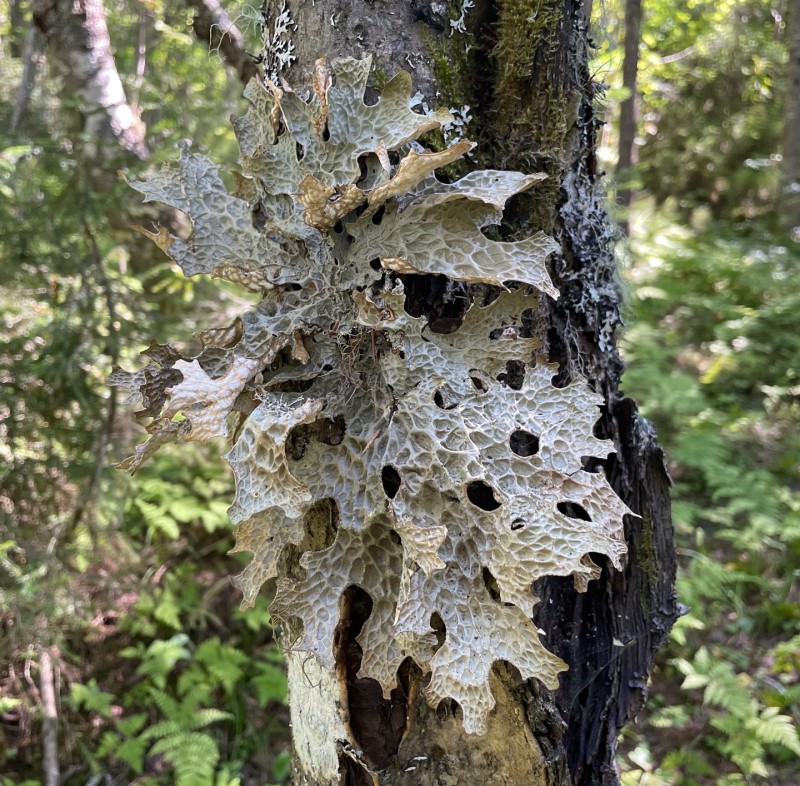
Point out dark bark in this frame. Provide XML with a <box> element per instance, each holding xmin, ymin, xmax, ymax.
<box><xmin>615</xmin><ymin>0</ymin><xmax>641</xmax><ymax>235</ymax></box>
<box><xmin>272</xmin><ymin>1</ymin><xmax>677</xmax><ymax>784</ymax></box>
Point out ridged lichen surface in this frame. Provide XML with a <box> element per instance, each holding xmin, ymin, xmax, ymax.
<box><xmin>111</xmin><ymin>57</ymin><xmax>632</xmax><ymax>735</ymax></box>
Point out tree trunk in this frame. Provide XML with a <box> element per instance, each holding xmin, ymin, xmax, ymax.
<box><xmin>271</xmin><ymin>2</ymin><xmax>676</xmax><ymax>785</ymax></box>
<box><xmin>781</xmin><ymin>0</ymin><xmax>800</xmax><ymax>231</ymax></box>
<box><xmin>615</xmin><ymin>0</ymin><xmax>642</xmax><ymax>235</ymax></box>
<box><xmin>31</xmin><ymin>0</ymin><xmax>149</xmax><ymax>184</ymax></box>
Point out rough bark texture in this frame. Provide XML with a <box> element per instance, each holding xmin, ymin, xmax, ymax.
<box><xmin>615</xmin><ymin>0</ymin><xmax>641</xmax><ymax>234</ymax></box>
<box><xmin>268</xmin><ymin>1</ymin><xmax>677</xmax><ymax>784</ymax></box>
<box><xmin>781</xmin><ymin>0</ymin><xmax>800</xmax><ymax>230</ymax></box>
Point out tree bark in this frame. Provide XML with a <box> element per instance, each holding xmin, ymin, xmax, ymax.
<box><xmin>615</xmin><ymin>0</ymin><xmax>642</xmax><ymax>235</ymax></box>
<box><xmin>269</xmin><ymin>2</ymin><xmax>677</xmax><ymax>785</ymax></box>
<box><xmin>781</xmin><ymin>0</ymin><xmax>800</xmax><ymax>231</ymax></box>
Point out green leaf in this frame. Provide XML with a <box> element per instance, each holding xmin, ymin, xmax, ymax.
<box><xmin>251</xmin><ymin>661</ymin><xmax>288</xmax><ymax>706</ymax></box>
<box><xmin>135</xmin><ymin>634</ymin><xmax>191</xmax><ymax>688</ymax></box>
<box><xmin>70</xmin><ymin>679</ymin><xmax>114</xmax><ymax>717</ymax></box>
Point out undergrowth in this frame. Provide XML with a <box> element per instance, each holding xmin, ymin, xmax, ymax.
<box><xmin>1</xmin><ymin>446</ymin><xmax>290</xmax><ymax>786</ymax></box>
<box><xmin>617</xmin><ymin>205</ymin><xmax>800</xmax><ymax>785</ymax></box>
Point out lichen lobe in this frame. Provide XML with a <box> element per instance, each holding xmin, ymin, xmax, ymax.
<box><xmin>112</xmin><ymin>57</ymin><xmax>632</xmax><ymax>735</ymax></box>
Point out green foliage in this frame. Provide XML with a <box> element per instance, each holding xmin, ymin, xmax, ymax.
<box><xmin>0</xmin><ymin>4</ymin><xmax>289</xmax><ymax>782</ymax></box>
<box><xmin>594</xmin><ymin>0</ymin><xmax>789</xmax><ymax>220</ymax></box>
<box><xmin>617</xmin><ymin>210</ymin><xmax>800</xmax><ymax>783</ymax></box>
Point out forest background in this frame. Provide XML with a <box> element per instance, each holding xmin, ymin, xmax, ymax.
<box><xmin>1</xmin><ymin>0</ymin><xmax>799</xmax><ymax>784</ymax></box>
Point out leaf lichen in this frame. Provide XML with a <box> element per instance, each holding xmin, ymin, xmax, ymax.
<box><xmin>112</xmin><ymin>57</ymin><xmax>631</xmax><ymax>735</ymax></box>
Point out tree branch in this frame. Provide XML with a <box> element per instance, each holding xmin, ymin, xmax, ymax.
<box><xmin>39</xmin><ymin>650</ymin><xmax>59</xmax><ymax>786</ymax></box>
<box><xmin>186</xmin><ymin>0</ymin><xmax>260</xmax><ymax>85</ymax></box>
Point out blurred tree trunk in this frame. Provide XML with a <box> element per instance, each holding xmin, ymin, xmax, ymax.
<box><xmin>278</xmin><ymin>2</ymin><xmax>677</xmax><ymax>785</ymax></box>
<box><xmin>616</xmin><ymin>0</ymin><xmax>642</xmax><ymax>235</ymax></box>
<box><xmin>31</xmin><ymin>0</ymin><xmax>149</xmax><ymax>184</ymax></box>
<box><xmin>781</xmin><ymin>0</ymin><xmax>800</xmax><ymax>230</ymax></box>
<box><xmin>187</xmin><ymin>0</ymin><xmax>260</xmax><ymax>84</ymax></box>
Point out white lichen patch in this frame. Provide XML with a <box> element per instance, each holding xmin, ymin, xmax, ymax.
<box><xmin>113</xmin><ymin>58</ymin><xmax>631</xmax><ymax>735</ymax></box>
<box><xmin>162</xmin><ymin>356</ymin><xmax>261</xmax><ymax>442</ymax></box>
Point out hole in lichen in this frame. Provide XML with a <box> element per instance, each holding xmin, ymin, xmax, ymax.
<box><xmin>280</xmin><ymin>498</ymin><xmax>339</xmax><ymax>580</ymax></box>
<box><xmin>435</xmin><ymin>698</ymin><xmax>461</xmax><ymax>722</ymax></box>
<box><xmin>343</xmin><ymin>585</ymin><xmax>373</xmax><ymax>638</ymax></box>
<box><xmin>430</xmin><ymin>612</ymin><xmax>446</xmax><ymax>648</ymax></box>
<box><xmin>402</xmin><ymin>274</ymin><xmax>470</xmax><ymax>334</ymax></box>
<box><xmin>466</xmin><ymin>481</ymin><xmax>502</xmax><ymax>511</ymax></box>
<box><xmin>469</xmin><ymin>375</ymin><xmax>487</xmax><ymax>391</ymax></box>
<box><xmin>337</xmin><ymin>580</ymin><xmax>408</xmax><ymax>772</ymax></box>
<box><xmin>295</xmin><ymin>141</ymin><xmax>305</xmax><ymax>161</ymax></box>
<box><xmin>252</xmin><ymin>200</ymin><xmax>267</xmax><ymax>231</ymax></box>
<box><xmin>482</xmin><ymin>567</ymin><xmax>501</xmax><ymax>601</ymax></box>
<box><xmin>316</xmin><ymin>414</ymin><xmax>346</xmax><ymax>445</ymax></box>
<box><xmin>381</xmin><ymin>465</ymin><xmax>401</xmax><ymax>499</ymax></box>
<box><xmin>267</xmin><ymin>377</ymin><xmax>315</xmax><ymax>394</ymax></box>
<box><xmin>489</xmin><ymin>325</ymin><xmax>516</xmax><ymax>340</ymax></box>
<box><xmin>286</xmin><ymin>415</ymin><xmax>346</xmax><ymax>459</ymax></box>
<box><xmin>510</xmin><ymin>518</ymin><xmax>525</xmax><ymax>531</ymax></box>
<box><xmin>333</xmin><ymin>219</ymin><xmax>344</xmax><ymax>234</ymax></box>
<box><xmin>495</xmin><ymin>190</ymin><xmax>529</xmax><ymax>240</ymax></box>
<box><xmin>581</xmin><ymin>456</ymin><xmax>605</xmax><ymax>474</ymax></box>
<box><xmin>321</xmin><ymin>123</ymin><xmax>330</xmax><ymax>142</ymax></box>
<box><xmin>557</xmin><ymin>501</ymin><xmax>592</xmax><ymax>522</ymax></box>
<box><xmin>433</xmin><ymin>389</ymin><xmax>457</xmax><ymax>410</ymax></box>
<box><xmin>371</xmin><ymin>204</ymin><xmax>386</xmax><ymax>225</ymax></box>
<box><xmin>593</xmin><ymin>417</ymin><xmax>611</xmax><ymax>440</ymax></box>
<box><xmin>497</xmin><ymin>359</ymin><xmax>526</xmax><ymax>390</ymax></box>
<box><xmin>510</xmin><ymin>429</ymin><xmax>540</xmax><ymax>457</ymax></box>
<box><xmin>369</xmin><ymin>258</ymin><xmax>382</xmax><ymax>271</ymax></box>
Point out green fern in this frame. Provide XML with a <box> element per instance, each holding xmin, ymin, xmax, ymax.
<box><xmin>135</xmin><ymin>687</ymin><xmax>233</xmax><ymax>785</ymax></box>
<box><xmin>750</xmin><ymin>708</ymin><xmax>800</xmax><ymax>757</ymax></box>
<box><xmin>193</xmin><ymin>638</ymin><xmax>249</xmax><ymax>695</ymax></box>
<box><xmin>150</xmin><ymin>730</ymin><xmax>221</xmax><ymax>786</ymax></box>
